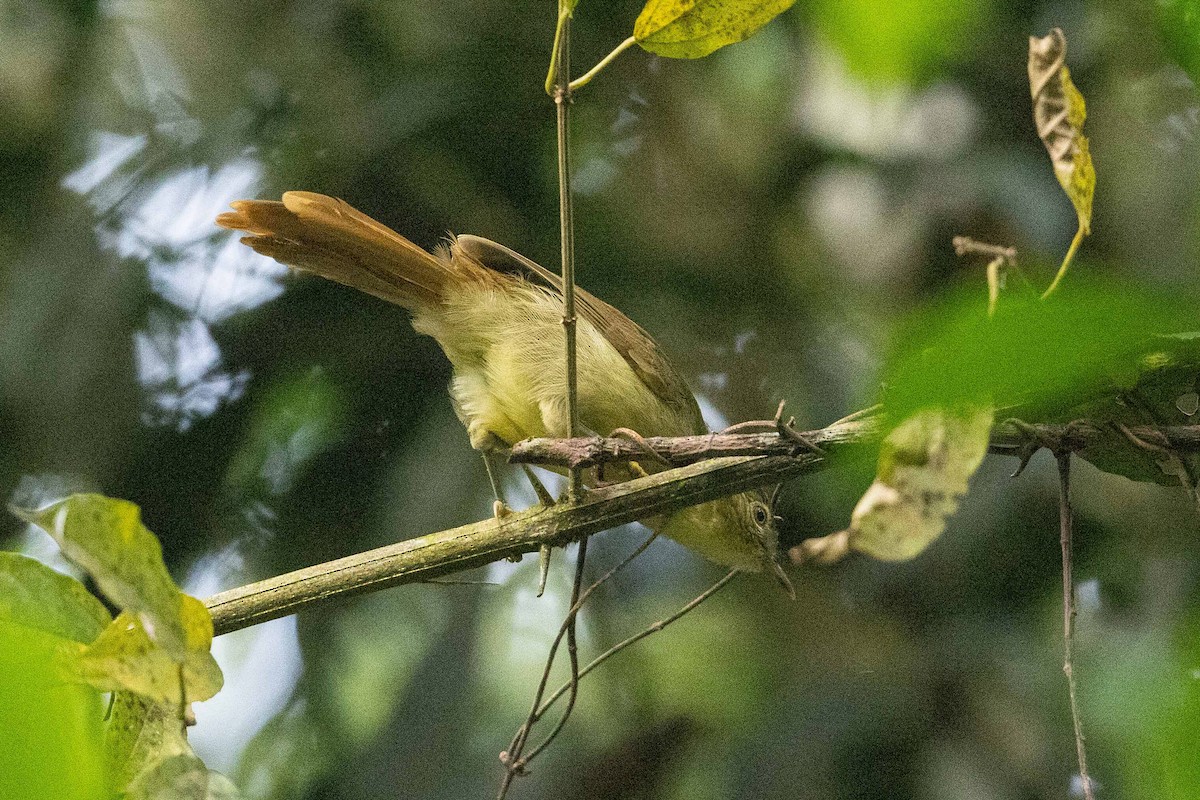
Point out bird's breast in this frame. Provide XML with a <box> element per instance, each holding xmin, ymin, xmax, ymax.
<box><xmin>413</xmin><ymin>283</ymin><xmax>695</xmax><ymax>449</ymax></box>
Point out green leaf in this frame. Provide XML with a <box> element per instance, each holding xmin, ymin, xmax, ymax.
<box><xmin>845</xmin><ymin>405</ymin><xmax>994</xmax><ymax>561</ymax></box>
<box><xmin>0</xmin><ymin>552</ymin><xmax>111</xmax><ymax>644</ymax></box>
<box><xmin>104</xmin><ymin>692</ymin><xmax>192</xmax><ymax>794</ymax></box>
<box><xmin>12</xmin><ymin>494</ymin><xmax>189</xmax><ymax>659</ymax></box>
<box><xmin>126</xmin><ymin>754</ymin><xmax>243</xmax><ymax>800</ymax></box>
<box><xmin>805</xmin><ymin>0</ymin><xmax>984</xmax><ymax>83</ymax></box>
<box><xmin>78</xmin><ymin>599</ymin><xmax>223</xmax><ymax>705</ymax></box>
<box><xmin>633</xmin><ymin>0</ymin><xmax>796</xmax><ymax>59</ymax></box>
<box><xmin>0</xmin><ymin>621</ymin><xmax>107</xmax><ymax>800</ymax></box>
<box><xmin>881</xmin><ymin>281</ymin><xmax>1199</xmax><ymax>423</ymax></box>
<box><xmin>106</xmin><ymin>691</ymin><xmax>245</xmax><ymax>799</ymax></box>
<box><xmin>879</xmin><ymin>282</ymin><xmax>1200</xmax><ymax>491</ymax></box>
<box><xmin>1065</xmin><ymin>337</ymin><xmax>1200</xmax><ymax>493</ymax></box>
<box><xmin>1157</xmin><ymin>0</ymin><xmax>1200</xmax><ymax>85</ymax></box>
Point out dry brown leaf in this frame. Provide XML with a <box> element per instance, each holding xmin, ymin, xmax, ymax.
<box><xmin>1029</xmin><ymin>28</ymin><xmax>1095</xmax><ymax>235</ymax></box>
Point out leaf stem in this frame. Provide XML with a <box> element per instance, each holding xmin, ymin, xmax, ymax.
<box><xmin>544</xmin><ymin>7</ymin><xmax>570</xmax><ymax>97</ymax></box>
<box><xmin>1042</xmin><ymin>224</ymin><xmax>1084</xmax><ymax>300</ymax></box>
<box><xmin>569</xmin><ymin>36</ymin><xmax>637</xmax><ymax>92</ymax></box>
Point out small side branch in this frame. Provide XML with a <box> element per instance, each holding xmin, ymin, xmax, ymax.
<box><xmin>569</xmin><ymin>36</ymin><xmax>637</xmax><ymax>91</ymax></box>
<box><xmin>1056</xmin><ymin>452</ymin><xmax>1096</xmax><ymax>800</ymax></box>
<box><xmin>510</xmin><ymin>420</ymin><xmax>1200</xmax><ymax>471</ymax></box>
<box><xmin>510</xmin><ymin>418</ymin><xmax>878</xmax><ymax>469</ymax></box>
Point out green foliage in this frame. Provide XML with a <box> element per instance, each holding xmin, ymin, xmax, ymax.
<box><xmin>880</xmin><ymin>282</ymin><xmax>1198</xmax><ymax>424</ymax></box>
<box><xmin>1068</xmin><ymin>336</ymin><xmax>1200</xmax><ymax>488</ymax></box>
<box><xmin>0</xmin><ymin>621</ymin><xmax>107</xmax><ymax>800</ymax></box>
<box><xmin>1157</xmin><ymin>0</ymin><xmax>1200</xmax><ymax>84</ymax></box>
<box><xmin>13</xmin><ymin>494</ymin><xmax>192</xmax><ymax>659</ymax></box>
<box><xmin>806</xmin><ymin>0</ymin><xmax>984</xmax><ymax>82</ymax></box>
<box><xmin>126</xmin><ymin>754</ymin><xmax>243</xmax><ymax>800</ymax></box>
<box><xmin>633</xmin><ymin>0</ymin><xmax>796</xmax><ymax>59</ymax></box>
<box><xmin>840</xmin><ymin>281</ymin><xmax>1200</xmax><ymax>561</ymax></box>
<box><xmin>105</xmin><ymin>693</ymin><xmax>193</xmax><ymax>793</ymax></box>
<box><xmin>0</xmin><ymin>551</ymin><xmax>111</xmax><ymax>643</ymax></box>
<box><xmin>6</xmin><ymin>493</ymin><xmax>232</xmax><ymax>797</ymax></box>
<box><xmin>3</xmin><ymin>1</ymin><xmax>1199</xmax><ymax>796</ymax></box>
<box><xmin>848</xmin><ymin>405</ymin><xmax>994</xmax><ymax>561</ymax></box>
<box><xmin>78</xmin><ymin>602</ymin><xmax>223</xmax><ymax>706</ymax></box>
<box><xmin>1086</xmin><ymin>613</ymin><xmax>1200</xmax><ymax>800</ymax></box>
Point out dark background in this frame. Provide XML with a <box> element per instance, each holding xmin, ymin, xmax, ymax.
<box><xmin>1</xmin><ymin>0</ymin><xmax>1198</xmax><ymax>798</ymax></box>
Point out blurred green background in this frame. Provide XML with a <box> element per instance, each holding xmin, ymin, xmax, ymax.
<box><xmin>2</xmin><ymin>0</ymin><xmax>1199</xmax><ymax>798</ymax></box>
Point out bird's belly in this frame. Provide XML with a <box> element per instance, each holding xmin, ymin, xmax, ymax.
<box><xmin>415</xmin><ymin>285</ymin><xmax>691</xmax><ymax>451</ymax></box>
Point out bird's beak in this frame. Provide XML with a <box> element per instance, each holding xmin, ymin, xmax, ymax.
<box><xmin>771</xmin><ymin>561</ymin><xmax>796</xmax><ymax>600</ymax></box>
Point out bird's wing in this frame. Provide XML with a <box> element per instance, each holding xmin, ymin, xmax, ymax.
<box><xmin>454</xmin><ymin>235</ymin><xmax>705</xmax><ymax>433</ymax></box>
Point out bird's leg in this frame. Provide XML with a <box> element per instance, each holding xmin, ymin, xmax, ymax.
<box><xmin>482</xmin><ymin>452</ymin><xmax>511</xmax><ymax>519</ymax></box>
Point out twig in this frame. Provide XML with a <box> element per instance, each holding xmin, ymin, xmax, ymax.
<box><xmin>953</xmin><ymin>235</ymin><xmax>1038</xmax><ymax>301</ymax></box>
<box><xmin>952</xmin><ymin>236</ymin><xmax>1017</xmax><ymax>264</ymax></box>
<box><xmin>550</xmin><ymin>6</ymin><xmax>583</xmax><ymax>504</ymax></box>
<box><xmin>510</xmin><ymin>418</ymin><xmax>877</xmax><ymax>469</ymax></box>
<box><xmin>498</xmin><ymin>532</ymin><xmax>658</xmax><ymax>796</ymax></box>
<box><xmin>985</xmin><ymin>256</ymin><xmax>1004</xmax><ymax>317</ymax></box>
<box><xmin>1057</xmin><ymin>452</ymin><xmax>1096</xmax><ymax>800</ymax></box>
<box><xmin>533</xmin><ymin>568</ymin><xmax>738</xmax><ymax>721</ymax></box>
<box><xmin>1043</xmin><ymin>225</ymin><xmax>1085</xmax><ymax>301</ymax></box>
<box><xmin>520</xmin><ymin>537</ymin><xmax>588</xmax><ymax>763</ymax></box>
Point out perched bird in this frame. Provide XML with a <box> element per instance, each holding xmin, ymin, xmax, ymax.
<box><xmin>217</xmin><ymin>191</ymin><xmax>791</xmax><ymax>593</ymax></box>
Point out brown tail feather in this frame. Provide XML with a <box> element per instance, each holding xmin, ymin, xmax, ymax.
<box><xmin>216</xmin><ymin>191</ymin><xmax>458</xmax><ymax>311</ymax></box>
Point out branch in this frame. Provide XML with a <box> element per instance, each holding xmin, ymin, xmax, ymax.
<box><xmin>510</xmin><ymin>420</ymin><xmax>1200</xmax><ymax>469</ymax></box>
<box><xmin>204</xmin><ymin>418</ymin><xmax>1200</xmax><ymax>637</ymax></box>
<box><xmin>204</xmin><ymin>452</ymin><xmax>822</xmax><ymax>637</ymax></box>
<box><xmin>551</xmin><ymin>7</ymin><xmax>582</xmax><ymax>503</ymax></box>
<box><xmin>509</xmin><ymin>418</ymin><xmax>877</xmax><ymax>468</ymax></box>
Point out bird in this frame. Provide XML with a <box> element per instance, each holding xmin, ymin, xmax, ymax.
<box><xmin>217</xmin><ymin>191</ymin><xmax>792</xmax><ymax>593</ymax></box>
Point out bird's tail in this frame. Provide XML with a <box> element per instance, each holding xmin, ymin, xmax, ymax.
<box><xmin>217</xmin><ymin>191</ymin><xmax>459</xmax><ymax>311</ymax></box>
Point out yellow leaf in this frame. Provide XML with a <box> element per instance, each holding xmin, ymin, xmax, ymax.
<box><xmin>633</xmin><ymin>0</ymin><xmax>796</xmax><ymax>59</ymax></box>
<box><xmin>846</xmin><ymin>406</ymin><xmax>993</xmax><ymax>561</ymax></box>
<box><xmin>77</xmin><ymin>608</ymin><xmax>223</xmax><ymax>705</ymax></box>
<box><xmin>1028</xmin><ymin>28</ymin><xmax>1095</xmax><ymax>235</ymax></box>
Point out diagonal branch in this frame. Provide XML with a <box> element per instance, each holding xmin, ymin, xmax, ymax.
<box><xmin>204</xmin><ymin>418</ymin><xmax>1200</xmax><ymax>638</ymax></box>
<box><xmin>204</xmin><ymin>451</ymin><xmax>825</xmax><ymax>637</ymax></box>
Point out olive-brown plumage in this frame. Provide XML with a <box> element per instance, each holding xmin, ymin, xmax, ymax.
<box><xmin>218</xmin><ymin>192</ymin><xmax>791</xmax><ymax>592</ymax></box>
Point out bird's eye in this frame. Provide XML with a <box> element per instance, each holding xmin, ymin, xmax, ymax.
<box><xmin>753</xmin><ymin>505</ymin><xmax>769</xmax><ymax>525</ymax></box>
